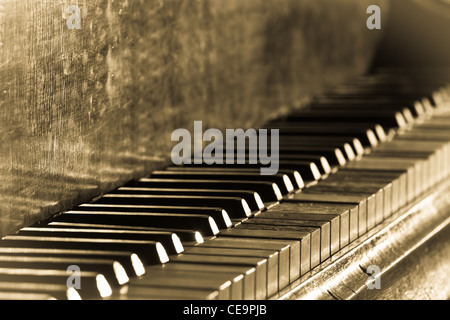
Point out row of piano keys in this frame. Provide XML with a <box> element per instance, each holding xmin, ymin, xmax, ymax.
<box><xmin>1</xmin><ymin>73</ymin><xmax>450</xmax><ymax>300</ymax></box>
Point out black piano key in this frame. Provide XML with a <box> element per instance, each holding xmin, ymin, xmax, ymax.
<box><xmin>307</xmin><ymin>105</ymin><xmax>417</xmax><ymax>125</ymax></box>
<box><xmin>0</xmin><ymin>236</ymin><xmax>169</xmax><ymax>265</ymax></box>
<box><xmin>313</xmin><ymin>94</ymin><xmax>427</xmax><ymax>104</ymax></box>
<box><xmin>75</xmin><ymin>205</ymin><xmax>231</xmax><ymax>230</ymax></box>
<box><xmin>338</xmin><ymin>143</ymin><xmax>356</xmax><ymax>161</ymax></box>
<box><xmin>0</xmin><ymin>256</ymin><xmax>129</xmax><ymax>287</ymax></box>
<box><xmin>183</xmin><ymin>161</ymin><xmax>319</xmax><ymax>186</ymax></box>
<box><xmin>18</xmin><ymin>227</ymin><xmax>184</xmax><ymax>256</ymax></box>
<box><xmin>264</xmin><ymin>169</ymin><xmax>304</xmax><ymax>190</ymax></box>
<box><xmin>266</xmin><ymin>145</ymin><xmax>352</xmax><ymax>164</ymax></box>
<box><xmin>165</xmin><ymin>167</ymin><xmax>305</xmax><ymax>191</ymax></box>
<box><xmin>279</xmin><ymin>161</ymin><xmax>324</xmax><ymax>181</ymax></box>
<box><xmin>180</xmin><ymin>159</ymin><xmax>326</xmax><ymax>182</ymax></box>
<box><xmin>276</xmin><ymin>147</ymin><xmax>347</xmax><ymax>166</ymax></box>
<box><xmin>0</xmin><ymin>268</ymin><xmax>111</xmax><ymax>299</ymax></box>
<box><xmin>95</xmin><ymin>194</ymin><xmax>253</xmax><ymax>219</ymax></box>
<box><xmin>54</xmin><ymin>211</ymin><xmax>220</xmax><ymax>237</ymax></box>
<box><xmin>130</xmin><ymin>178</ymin><xmax>282</xmax><ymax>204</ymax></box>
<box><xmin>278</xmin><ymin>136</ymin><xmax>366</xmax><ymax>157</ymax></box>
<box><xmin>112</xmin><ymin>187</ymin><xmax>265</xmax><ymax>212</ymax></box>
<box><xmin>255</xmin><ymin>142</ymin><xmax>356</xmax><ymax>161</ymax></box>
<box><xmin>281</xmin><ymin>156</ymin><xmax>333</xmax><ymax>175</ymax></box>
<box><xmin>261</xmin><ymin>120</ymin><xmax>387</xmax><ymax>145</ymax></box>
<box><xmin>46</xmin><ymin>222</ymin><xmax>204</xmax><ymax>244</ymax></box>
<box><xmin>226</xmin><ymin>145</ymin><xmax>347</xmax><ymax>167</ymax></box>
<box><xmin>327</xmin><ymin>86</ymin><xmax>437</xmax><ymax>98</ymax></box>
<box><xmin>148</xmin><ymin>171</ymin><xmax>294</xmax><ymax>195</ymax></box>
<box><xmin>317</xmin><ymin>87</ymin><xmax>431</xmax><ymax>98</ymax></box>
<box><xmin>265</xmin><ymin>123</ymin><xmax>382</xmax><ymax>148</ymax></box>
<box><xmin>308</xmin><ymin>99</ymin><xmax>425</xmax><ymax>117</ymax></box>
<box><xmin>0</xmin><ymin>247</ymin><xmax>145</xmax><ymax>277</ymax></box>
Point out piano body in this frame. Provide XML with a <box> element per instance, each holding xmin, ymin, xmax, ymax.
<box><xmin>0</xmin><ymin>0</ymin><xmax>449</xmax><ymax>300</ymax></box>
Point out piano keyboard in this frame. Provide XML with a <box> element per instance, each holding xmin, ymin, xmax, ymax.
<box><xmin>1</xmin><ymin>73</ymin><xmax>450</xmax><ymax>300</ymax></box>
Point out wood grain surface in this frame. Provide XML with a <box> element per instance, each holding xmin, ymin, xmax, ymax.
<box><xmin>0</xmin><ymin>0</ymin><xmax>387</xmax><ymax>236</ymax></box>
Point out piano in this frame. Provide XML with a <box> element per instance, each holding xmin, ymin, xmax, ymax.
<box><xmin>0</xmin><ymin>0</ymin><xmax>449</xmax><ymax>300</ymax></box>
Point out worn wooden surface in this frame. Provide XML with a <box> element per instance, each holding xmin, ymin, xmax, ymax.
<box><xmin>353</xmin><ymin>225</ymin><xmax>450</xmax><ymax>300</ymax></box>
<box><xmin>0</xmin><ymin>0</ymin><xmax>386</xmax><ymax>236</ymax></box>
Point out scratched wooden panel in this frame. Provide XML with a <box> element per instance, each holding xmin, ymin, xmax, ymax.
<box><xmin>0</xmin><ymin>0</ymin><xmax>386</xmax><ymax>236</ymax></box>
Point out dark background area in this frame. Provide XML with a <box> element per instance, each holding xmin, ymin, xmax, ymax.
<box><xmin>373</xmin><ymin>0</ymin><xmax>450</xmax><ymax>68</ymax></box>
